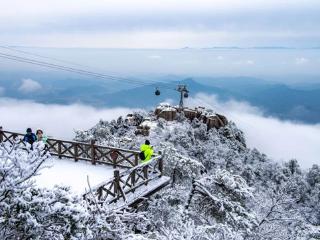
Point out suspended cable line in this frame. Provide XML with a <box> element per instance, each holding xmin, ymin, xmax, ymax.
<box><xmin>0</xmin><ymin>46</ymin><xmax>90</xmax><ymax>69</ymax></box>
<box><xmin>0</xmin><ymin>46</ymin><xmax>177</xmax><ymax>90</ymax></box>
<box><xmin>0</xmin><ymin>50</ymin><xmax>191</xmax><ymax>107</ymax></box>
<box><xmin>0</xmin><ymin>52</ymin><xmax>145</xmax><ymax>86</ymax></box>
<box><xmin>0</xmin><ymin>52</ymin><xmax>180</xmax><ymax>91</ymax></box>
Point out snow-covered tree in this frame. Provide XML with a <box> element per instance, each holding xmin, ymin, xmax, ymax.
<box><xmin>71</xmin><ymin>106</ymin><xmax>319</xmax><ymax>239</ymax></box>
<box><xmin>187</xmin><ymin>169</ymin><xmax>258</xmax><ymax>238</ymax></box>
<box><xmin>0</xmin><ymin>142</ymin><xmax>151</xmax><ymax>239</ymax></box>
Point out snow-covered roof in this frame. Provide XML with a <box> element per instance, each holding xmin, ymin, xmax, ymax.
<box><xmin>156</xmin><ymin>103</ymin><xmax>177</xmax><ymax>112</ymax></box>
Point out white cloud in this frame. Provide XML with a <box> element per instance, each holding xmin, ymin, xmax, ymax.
<box><xmin>0</xmin><ymin>0</ymin><xmax>311</xmax><ymax>19</ymax></box>
<box><xmin>0</xmin><ymin>0</ymin><xmax>319</xmax><ymax>48</ymax></box>
<box><xmin>1</xmin><ymin>95</ymin><xmax>319</xmax><ymax>169</ymax></box>
<box><xmin>186</xmin><ymin>94</ymin><xmax>320</xmax><ymax>169</ymax></box>
<box><xmin>0</xmin><ymin>98</ymin><xmax>137</xmax><ymax>140</ymax></box>
<box><xmin>295</xmin><ymin>57</ymin><xmax>309</xmax><ymax>65</ymax></box>
<box><xmin>18</xmin><ymin>79</ymin><xmax>42</xmax><ymax>93</ymax></box>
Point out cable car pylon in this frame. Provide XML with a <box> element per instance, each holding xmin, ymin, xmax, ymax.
<box><xmin>154</xmin><ymin>84</ymin><xmax>189</xmax><ymax>110</ymax></box>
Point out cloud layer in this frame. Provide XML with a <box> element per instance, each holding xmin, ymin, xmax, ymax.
<box><xmin>186</xmin><ymin>94</ymin><xmax>320</xmax><ymax>169</ymax></box>
<box><xmin>1</xmin><ymin>0</ymin><xmax>319</xmax><ymax>48</ymax></box>
<box><xmin>0</xmin><ymin>98</ymin><xmax>136</xmax><ymax>140</ymax></box>
<box><xmin>1</xmin><ymin>96</ymin><xmax>319</xmax><ymax>168</ymax></box>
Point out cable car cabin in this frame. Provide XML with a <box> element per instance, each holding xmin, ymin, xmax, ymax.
<box><xmin>155</xmin><ymin>89</ymin><xmax>161</xmax><ymax>96</ymax></box>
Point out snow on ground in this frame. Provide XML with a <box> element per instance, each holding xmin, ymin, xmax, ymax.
<box><xmin>33</xmin><ymin>157</ymin><xmax>118</xmax><ymax>194</ymax></box>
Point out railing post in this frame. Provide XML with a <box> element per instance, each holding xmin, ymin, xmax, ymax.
<box><xmin>58</xmin><ymin>140</ymin><xmax>62</xmax><ymax>159</ymax></box>
<box><xmin>143</xmin><ymin>165</ymin><xmax>148</xmax><ymax>185</ymax></box>
<box><xmin>134</xmin><ymin>153</ymin><xmax>139</xmax><ymax>166</ymax></box>
<box><xmin>114</xmin><ymin>170</ymin><xmax>120</xmax><ymax>200</ymax></box>
<box><xmin>130</xmin><ymin>154</ymin><xmax>139</xmax><ymax>191</ymax></box>
<box><xmin>159</xmin><ymin>157</ymin><xmax>163</xmax><ymax>177</ymax></box>
<box><xmin>111</xmin><ymin>151</ymin><xmax>118</xmax><ymax>168</ymax></box>
<box><xmin>74</xmin><ymin>143</ymin><xmax>79</xmax><ymax>162</ymax></box>
<box><xmin>0</xmin><ymin>126</ymin><xmax>3</xmax><ymax>143</ymax></box>
<box><xmin>91</xmin><ymin>139</ymin><xmax>96</xmax><ymax>165</ymax></box>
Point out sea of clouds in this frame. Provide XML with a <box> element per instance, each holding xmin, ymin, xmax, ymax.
<box><xmin>1</xmin><ymin>95</ymin><xmax>319</xmax><ymax>168</ymax></box>
<box><xmin>186</xmin><ymin>94</ymin><xmax>320</xmax><ymax>169</ymax></box>
<box><xmin>0</xmin><ymin>98</ymin><xmax>136</xmax><ymax>140</ymax></box>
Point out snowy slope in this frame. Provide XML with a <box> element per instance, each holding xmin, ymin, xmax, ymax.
<box><xmin>73</xmin><ymin>109</ymin><xmax>320</xmax><ymax>239</ymax></box>
<box><xmin>2</xmin><ymin>107</ymin><xmax>319</xmax><ymax>239</ymax></box>
<box><xmin>33</xmin><ymin>157</ymin><xmax>117</xmax><ymax>194</ymax></box>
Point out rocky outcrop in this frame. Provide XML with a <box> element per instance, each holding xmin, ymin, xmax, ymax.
<box><xmin>155</xmin><ymin>103</ymin><xmax>228</xmax><ymax>129</ymax></box>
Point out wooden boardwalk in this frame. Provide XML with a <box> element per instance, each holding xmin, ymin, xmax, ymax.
<box><xmin>0</xmin><ymin>128</ymin><xmax>170</xmax><ymax>207</ymax></box>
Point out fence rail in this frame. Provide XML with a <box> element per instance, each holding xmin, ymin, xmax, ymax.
<box><xmin>83</xmin><ymin>155</ymin><xmax>164</xmax><ymax>204</ymax></box>
<box><xmin>0</xmin><ymin>129</ymin><xmax>139</xmax><ymax>168</ymax></box>
<box><xmin>0</xmin><ymin>128</ymin><xmax>167</xmax><ymax>206</ymax></box>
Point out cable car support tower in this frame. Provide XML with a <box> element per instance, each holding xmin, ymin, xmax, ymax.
<box><xmin>177</xmin><ymin>84</ymin><xmax>189</xmax><ymax>109</ymax></box>
<box><xmin>155</xmin><ymin>84</ymin><xmax>189</xmax><ymax>110</ymax></box>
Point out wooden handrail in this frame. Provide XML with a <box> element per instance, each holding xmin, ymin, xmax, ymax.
<box><xmin>1</xmin><ymin>128</ymin><xmax>166</xmax><ymax>205</ymax></box>
<box><xmin>0</xmin><ymin>130</ymin><xmax>140</xmax><ymax>153</ymax></box>
<box><xmin>83</xmin><ymin>155</ymin><xmax>164</xmax><ymax>204</ymax></box>
<box><xmin>0</xmin><ymin>129</ymin><xmax>140</xmax><ymax>168</ymax></box>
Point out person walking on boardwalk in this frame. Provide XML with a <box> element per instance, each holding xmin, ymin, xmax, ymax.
<box><xmin>23</xmin><ymin>128</ymin><xmax>37</xmax><ymax>148</ymax></box>
<box><xmin>139</xmin><ymin>140</ymin><xmax>154</xmax><ymax>163</ymax></box>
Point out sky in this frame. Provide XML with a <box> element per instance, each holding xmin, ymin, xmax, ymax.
<box><xmin>1</xmin><ymin>0</ymin><xmax>320</xmax><ymax>48</ymax></box>
<box><xmin>1</xmin><ymin>47</ymin><xmax>319</xmax><ymax>80</ymax></box>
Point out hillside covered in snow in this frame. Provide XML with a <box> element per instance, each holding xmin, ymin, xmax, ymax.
<box><xmin>0</xmin><ymin>105</ymin><xmax>319</xmax><ymax>239</ymax></box>
<box><xmin>73</xmin><ymin>106</ymin><xmax>320</xmax><ymax>239</ymax></box>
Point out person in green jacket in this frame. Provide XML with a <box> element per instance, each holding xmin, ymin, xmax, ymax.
<box><xmin>140</xmin><ymin>140</ymin><xmax>154</xmax><ymax>163</ymax></box>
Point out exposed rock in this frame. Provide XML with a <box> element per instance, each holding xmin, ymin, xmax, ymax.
<box><xmin>154</xmin><ymin>104</ymin><xmax>228</xmax><ymax>129</ymax></box>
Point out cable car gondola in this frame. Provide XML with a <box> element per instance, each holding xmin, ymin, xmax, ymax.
<box><xmin>155</xmin><ymin>88</ymin><xmax>161</xmax><ymax>96</ymax></box>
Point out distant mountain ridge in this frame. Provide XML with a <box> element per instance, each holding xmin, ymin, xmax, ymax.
<box><xmin>99</xmin><ymin>78</ymin><xmax>233</xmax><ymax>108</ymax></box>
<box><xmin>1</xmin><ymin>74</ymin><xmax>320</xmax><ymax>123</ymax></box>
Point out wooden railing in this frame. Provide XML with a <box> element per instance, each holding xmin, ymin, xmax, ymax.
<box><xmin>0</xmin><ymin>128</ymin><xmax>167</xmax><ymax>206</ymax></box>
<box><xmin>83</xmin><ymin>155</ymin><xmax>164</xmax><ymax>205</ymax></box>
<box><xmin>0</xmin><ymin>129</ymin><xmax>139</xmax><ymax>168</ymax></box>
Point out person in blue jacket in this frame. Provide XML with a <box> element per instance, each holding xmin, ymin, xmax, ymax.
<box><xmin>23</xmin><ymin>128</ymin><xmax>37</xmax><ymax>148</ymax></box>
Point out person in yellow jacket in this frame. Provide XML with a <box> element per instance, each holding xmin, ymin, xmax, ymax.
<box><xmin>139</xmin><ymin>140</ymin><xmax>154</xmax><ymax>163</ymax></box>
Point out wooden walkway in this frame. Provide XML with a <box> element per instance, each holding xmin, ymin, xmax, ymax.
<box><xmin>0</xmin><ymin>128</ymin><xmax>170</xmax><ymax>207</ymax></box>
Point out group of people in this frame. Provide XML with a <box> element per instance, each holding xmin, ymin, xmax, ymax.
<box><xmin>23</xmin><ymin>128</ymin><xmax>154</xmax><ymax>162</ymax></box>
<box><xmin>23</xmin><ymin>128</ymin><xmax>47</xmax><ymax>146</ymax></box>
